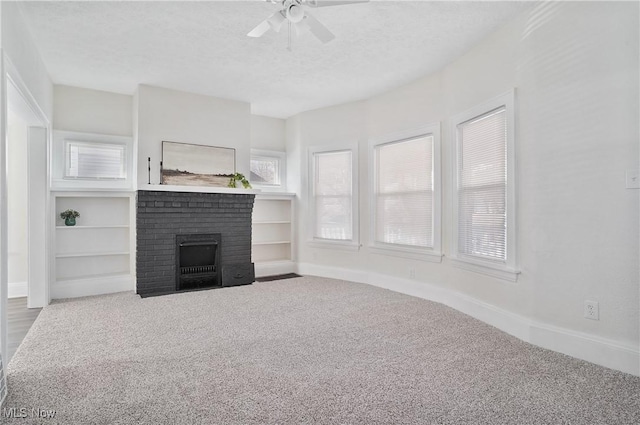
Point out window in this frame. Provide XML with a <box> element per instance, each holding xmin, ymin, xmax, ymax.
<box><xmin>451</xmin><ymin>91</ymin><xmax>518</xmax><ymax>281</ymax></box>
<box><xmin>65</xmin><ymin>140</ymin><xmax>126</xmax><ymax>180</ymax></box>
<box><xmin>250</xmin><ymin>149</ymin><xmax>286</xmax><ymax>190</ymax></box>
<box><xmin>371</xmin><ymin>123</ymin><xmax>441</xmax><ymax>261</ymax></box>
<box><xmin>53</xmin><ymin>131</ymin><xmax>133</xmax><ymax>190</ymax></box>
<box><xmin>309</xmin><ymin>147</ymin><xmax>358</xmax><ymax>248</ymax></box>
<box><xmin>251</xmin><ymin>156</ymin><xmax>280</xmax><ymax>185</ymax></box>
<box><xmin>457</xmin><ymin>108</ymin><xmax>506</xmax><ymax>260</ymax></box>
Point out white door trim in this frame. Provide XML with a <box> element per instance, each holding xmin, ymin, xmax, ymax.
<box><xmin>1</xmin><ymin>53</ymin><xmax>52</xmax><ymax>362</ymax></box>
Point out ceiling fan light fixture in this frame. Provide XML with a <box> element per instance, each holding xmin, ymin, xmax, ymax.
<box><xmin>248</xmin><ymin>0</ymin><xmax>369</xmax><ymax>44</ymax></box>
<box><xmin>286</xmin><ymin>4</ymin><xmax>304</xmax><ymax>23</ymax></box>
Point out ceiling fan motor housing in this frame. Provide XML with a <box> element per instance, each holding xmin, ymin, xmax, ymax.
<box><xmin>285</xmin><ymin>0</ymin><xmax>305</xmax><ymax>23</ymax></box>
<box><xmin>249</xmin><ymin>0</ymin><xmax>364</xmax><ymax>43</ymax></box>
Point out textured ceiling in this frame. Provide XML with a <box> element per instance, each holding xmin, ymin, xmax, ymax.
<box><xmin>19</xmin><ymin>1</ymin><xmax>531</xmax><ymax>118</ymax></box>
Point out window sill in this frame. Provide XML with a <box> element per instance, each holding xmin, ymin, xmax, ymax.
<box><xmin>51</xmin><ymin>185</ymin><xmax>135</xmax><ymax>193</ymax></box>
<box><xmin>450</xmin><ymin>256</ymin><xmax>520</xmax><ymax>282</ymax></box>
<box><xmin>369</xmin><ymin>244</ymin><xmax>443</xmax><ymax>263</ymax></box>
<box><xmin>252</xmin><ymin>185</ymin><xmax>289</xmax><ymax>194</ymax></box>
<box><xmin>308</xmin><ymin>240</ymin><xmax>360</xmax><ymax>252</ymax></box>
<box><xmin>255</xmin><ymin>191</ymin><xmax>296</xmax><ymax>199</ymax></box>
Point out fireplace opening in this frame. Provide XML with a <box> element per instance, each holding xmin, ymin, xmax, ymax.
<box><xmin>176</xmin><ymin>234</ymin><xmax>221</xmax><ymax>291</ymax></box>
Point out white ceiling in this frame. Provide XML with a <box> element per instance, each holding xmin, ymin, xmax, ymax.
<box><xmin>18</xmin><ymin>1</ymin><xmax>532</xmax><ymax>119</ymax></box>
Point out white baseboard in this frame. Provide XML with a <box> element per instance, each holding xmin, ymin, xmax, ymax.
<box><xmin>297</xmin><ymin>262</ymin><xmax>367</xmax><ymax>284</ymax></box>
<box><xmin>529</xmin><ymin>322</ymin><xmax>639</xmax><ymax>377</ymax></box>
<box><xmin>51</xmin><ymin>274</ymin><xmax>134</xmax><ymax>299</ymax></box>
<box><xmin>8</xmin><ymin>281</ymin><xmax>28</xmax><ymax>298</ymax></box>
<box><xmin>254</xmin><ymin>261</ymin><xmax>296</xmax><ymax>278</ymax></box>
<box><xmin>297</xmin><ymin>262</ymin><xmax>639</xmax><ymax>377</ymax></box>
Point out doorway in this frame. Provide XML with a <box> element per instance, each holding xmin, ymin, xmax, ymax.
<box><xmin>4</xmin><ymin>76</ymin><xmax>49</xmax><ymax>362</ymax></box>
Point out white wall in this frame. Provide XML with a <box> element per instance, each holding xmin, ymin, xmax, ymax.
<box><xmin>1</xmin><ymin>2</ymin><xmax>52</xmax><ymax>121</ymax></box>
<box><xmin>296</xmin><ymin>99</ymin><xmax>368</xmax><ymax>273</ymax></box>
<box><xmin>509</xmin><ymin>1</ymin><xmax>638</xmax><ymax>344</ymax></box>
<box><xmin>251</xmin><ymin>115</ymin><xmax>286</xmax><ymax>152</ymax></box>
<box><xmin>0</xmin><ymin>1</ymin><xmax>53</xmax><ymax>363</ymax></box>
<box><xmin>50</xmin><ymin>85</ymin><xmax>134</xmax><ymax>191</ymax></box>
<box><xmin>0</xmin><ymin>0</ymin><xmax>5</xmax><ymax>379</ymax></box>
<box><xmin>7</xmin><ymin>111</ymin><xmax>28</xmax><ymax>286</ymax></box>
<box><xmin>53</xmin><ymin>85</ymin><xmax>133</xmax><ymax>136</ymax></box>
<box><xmin>136</xmin><ymin>85</ymin><xmax>251</xmax><ymax>188</ymax></box>
<box><xmin>289</xmin><ymin>2</ymin><xmax>639</xmax><ymax>374</ymax></box>
<box><xmin>285</xmin><ymin>115</ymin><xmax>302</xmax><ymax>195</ymax></box>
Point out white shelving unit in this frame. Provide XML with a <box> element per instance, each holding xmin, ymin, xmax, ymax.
<box><xmin>252</xmin><ymin>193</ymin><xmax>296</xmax><ymax>277</ymax></box>
<box><xmin>52</xmin><ymin>192</ymin><xmax>136</xmax><ymax>298</ymax></box>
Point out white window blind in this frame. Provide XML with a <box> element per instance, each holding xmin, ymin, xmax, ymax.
<box><xmin>250</xmin><ymin>155</ymin><xmax>281</xmax><ymax>186</ymax></box>
<box><xmin>457</xmin><ymin>107</ymin><xmax>507</xmax><ymax>262</ymax></box>
<box><xmin>374</xmin><ymin>135</ymin><xmax>434</xmax><ymax>248</ymax></box>
<box><xmin>313</xmin><ymin>150</ymin><xmax>353</xmax><ymax>241</ymax></box>
<box><xmin>65</xmin><ymin>141</ymin><xmax>126</xmax><ymax>180</ymax></box>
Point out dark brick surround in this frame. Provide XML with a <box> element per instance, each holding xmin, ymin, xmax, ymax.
<box><xmin>136</xmin><ymin>190</ymin><xmax>255</xmax><ymax>297</ymax></box>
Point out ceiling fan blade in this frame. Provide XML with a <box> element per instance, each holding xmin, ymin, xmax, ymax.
<box><xmin>247</xmin><ymin>19</ymin><xmax>271</xmax><ymax>38</ymax></box>
<box><xmin>267</xmin><ymin>11</ymin><xmax>286</xmax><ymax>32</ymax></box>
<box><xmin>248</xmin><ymin>11</ymin><xmax>287</xmax><ymax>38</ymax></box>
<box><xmin>304</xmin><ymin>12</ymin><xmax>335</xmax><ymax>43</ymax></box>
<box><xmin>305</xmin><ymin>0</ymin><xmax>369</xmax><ymax>7</ymax></box>
<box><xmin>293</xmin><ymin>20</ymin><xmax>310</xmax><ymax>37</ymax></box>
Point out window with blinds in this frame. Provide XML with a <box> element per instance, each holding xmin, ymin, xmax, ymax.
<box><xmin>312</xmin><ymin>150</ymin><xmax>353</xmax><ymax>241</ymax></box>
<box><xmin>250</xmin><ymin>155</ymin><xmax>281</xmax><ymax>186</ymax></box>
<box><xmin>456</xmin><ymin>106</ymin><xmax>507</xmax><ymax>262</ymax></box>
<box><xmin>250</xmin><ymin>149</ymin><xmax>286</xmax><ymax>190</ymax></box>
<box><xmin>65</xmin><ymin>141</ymin><xmax>126</xmax><ymax>180</ymax></box>
<box><xmin>374</xmin><ymin>135</ymin><xmax>434</xmax><ymax>248</ymax></box>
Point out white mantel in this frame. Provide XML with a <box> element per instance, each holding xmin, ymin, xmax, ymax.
<box><xmin>137</xmin><ymin>184</ymin><xmax>261</xmax><ymax>195</ymax></box>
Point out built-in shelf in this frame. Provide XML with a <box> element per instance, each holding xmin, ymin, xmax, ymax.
<box><xmin>56</xmin><ymin>272</ymin><xmax>132</xmax><ymax>283</ymax></box>
<box><xmin>53</xmin><ymin>192</ymin><xmax>135</xmax><ymax>297</ymax></box>
<box><xmin>252</xmin><ymin>241</ymin><xmax>291</xmax><ymax>246</ymax></box>
<box><xmin>252</xmin><ymin>194</ymin><xmax>295</xmax><ymax>277</ymax></box>
<box><xmin>56</xmin><ymin>225</ymin><xmax>129</xmax><ymax>229</ymax></box>
<box><xmin>56</xmin><ymin>251</ymin><xmax>130</xmax><ymax>259</ymax></box>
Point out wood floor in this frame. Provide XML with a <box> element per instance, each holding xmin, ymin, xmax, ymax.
<box><xmin>7</xmin><ymin>297</ymin><xmax>42</xmax><ymax>363</ymax></box>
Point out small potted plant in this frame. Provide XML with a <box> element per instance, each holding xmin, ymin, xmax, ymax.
<box><xmin>228</xmin><ymin>173</ymin><xmax>252</xmax><ymax>189</ymax></box>
<box><xmin>60</xmin><ymin>209</ymin><xmax>80</xmax><ymax>226</ymax></box>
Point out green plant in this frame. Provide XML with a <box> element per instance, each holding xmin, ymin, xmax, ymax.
<box><xmin>228</xmin><ymin>173</ymin><xmax>252</xmax><ymax>189</ymax></box>
<box><xmin>60</xmin><ymin>209</ymin><xmax>80</xmax><ymax>220</ymax></box>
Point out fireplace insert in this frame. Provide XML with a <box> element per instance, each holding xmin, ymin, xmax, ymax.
<box><xmin>176</xmin><ymin>234</ymin><xmax>221</xmax><ymax>291</ymax></box>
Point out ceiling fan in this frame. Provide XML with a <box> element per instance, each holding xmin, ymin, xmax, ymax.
<box><xmin>248</xmin><ymin>0</ymin><xmax>370</xmax><ymax>46</ymax></box>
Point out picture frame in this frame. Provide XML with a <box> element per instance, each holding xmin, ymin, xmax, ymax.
<box><xmin>161</xmin><ymin>141</ymin><xmax>236</xmax><ymax>187</ymax></box>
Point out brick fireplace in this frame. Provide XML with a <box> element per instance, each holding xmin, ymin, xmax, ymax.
<box><xmin>136</xmin><ymin>190</ymin><xmax>255</xmax><ymax>297</ymax></box>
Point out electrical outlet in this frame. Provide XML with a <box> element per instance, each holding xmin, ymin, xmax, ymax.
<box><xmin>409</xmin><ymin>268</ymin><xmax>416</xmax><ymax>279</ymax></box>
<box><xmin>626</xmin><ymin>169</ymin><xmax>640</xmax><ymax>189</ymax></box>
<box><xmin>584</xmin><ymin>300</ymin><xmax>599</xmax><ymax>320</ymax></box>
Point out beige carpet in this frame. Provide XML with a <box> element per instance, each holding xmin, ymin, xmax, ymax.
<box><xmin>2</xmin><ymin>276</ymin><xmax>639</xmax><ymax>424</ymax></box>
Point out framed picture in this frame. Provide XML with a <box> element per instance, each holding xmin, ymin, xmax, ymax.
<box><xmin>161</xmin><ymin>141</ymin><xmax>235</xmax><ymax>187</ymax></box>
